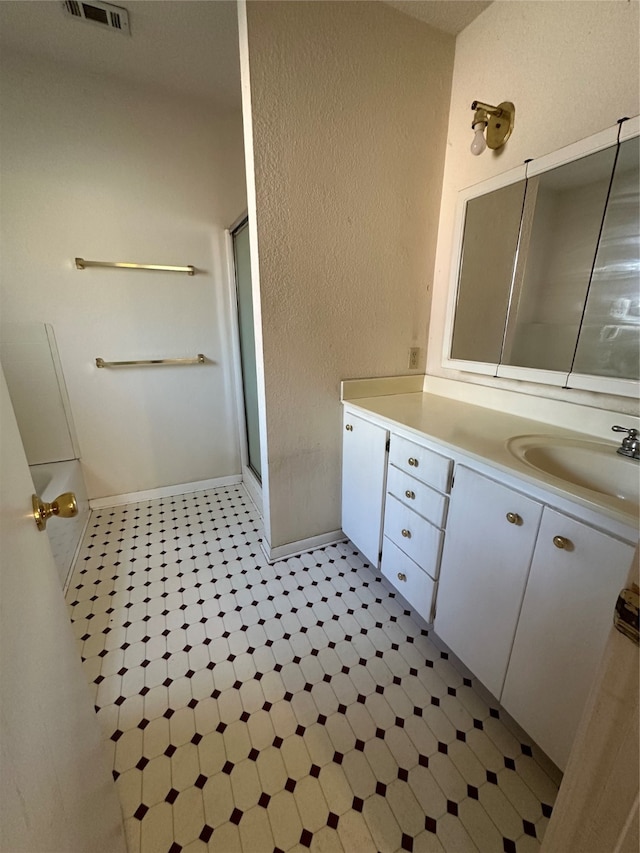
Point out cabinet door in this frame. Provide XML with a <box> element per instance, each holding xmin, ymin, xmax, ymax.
<box><xmin>434</xmin><ymin>466</ymin><xmax>543</xmax><ymax>698</ymax></box>
<box><xmin>341</xmin><ymin>411</ymin><xmax>388</xmax><ymax>566</ymax></box>
<box><xmin>501</xmin><ymin>508</ymin><xmax>635</xmax><ymax>770</ymax></box>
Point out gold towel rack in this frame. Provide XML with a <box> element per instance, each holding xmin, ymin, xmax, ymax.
<box><xmin>96</xmin><ymin>355</ymin><xmax>205</xmax><ymax>368</ymax></box>
<box><xmin>76</xmin><ymin>258</ymin><xmax>195</xmax><ymax>275</ymax></box>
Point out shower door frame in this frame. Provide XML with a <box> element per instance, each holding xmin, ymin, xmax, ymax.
<box><xmin>225</xmin><ymin>215</ymin><xmax>263</xmax><ymax>514</ymax></box>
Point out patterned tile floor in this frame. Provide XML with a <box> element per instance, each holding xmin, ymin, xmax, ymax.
<box><xmin>67</xmin><ymin>485</ymin><xmax>561</xmax><ymax>853</ymax></box>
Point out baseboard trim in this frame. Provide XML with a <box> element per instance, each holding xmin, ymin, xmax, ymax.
<box><xmin>89</xmin><ymin>474</ymin><xmax>243</xmax><ymax>509</ymax></box>
<box><xmin>262</xmin><ymin>529</ymin><xmax>346</xmax><ymax>563</ymax></box>
<box><xmin>63</xmin><ymin>509</ymin><xmax>91</xmax><ymax>594</ymax></box>
<box><xmin>242</xmin><ymin>466</ymin><xmax>263</xmax><ymax>516</ymax></box>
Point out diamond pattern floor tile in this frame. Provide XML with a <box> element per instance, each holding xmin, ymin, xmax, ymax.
<box><xmin>67</xmin><ymin>485</ymin><xmax>560</xmax><ymax>853</ymax></box>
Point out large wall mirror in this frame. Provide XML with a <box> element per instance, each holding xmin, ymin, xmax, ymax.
<box><xmin>444</xmin><ymin>116</ymin><xmax>639</xmax><ymax>397</ymax></box>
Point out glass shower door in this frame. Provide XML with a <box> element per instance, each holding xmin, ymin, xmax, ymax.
<box><xmin>233</xmin><ymin>220</ymin><xmax>262</xmax><ymax>481</ymax></box>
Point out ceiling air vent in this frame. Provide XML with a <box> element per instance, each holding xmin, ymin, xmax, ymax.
<box><xmin>62</xmin><ymin>1</ymin><xmax>130</xmax><ymax>35</ymax></box>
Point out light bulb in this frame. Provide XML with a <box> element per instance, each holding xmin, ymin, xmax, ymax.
<box><xmin>470</xmin><ymin>121</ymin><xmax>487</xmax><ymax>156</ymax></box>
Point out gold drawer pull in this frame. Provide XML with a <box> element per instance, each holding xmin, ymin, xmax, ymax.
<box><xmin>345</xmin><ymin>424</ymin><xmax>353</xmax><ymax>431</ymax></box>
<box><xmin>408</xmin><ymin>457</ymin><xmax>419</xmax><ymax>467</ymax></box>
<box><xmin>553</xmin><ymin>535</ymin><xmax>572</xmax><ymax>550</ymax></box>
<box><xmin>506</xmin><ymin>512</ymin><xmax>522</xmax><ymax>525</ymax></box>
<box><xmin>405</xmin><ymin>490</ymin><xmax>415</xmax><ymax>500</ymax></box>
<box><xmin>397</xmin><ymin>572</ymin><xmax>407</xmax><ymax>582</ymax></box>
<box><xmin>401</xmin><ymin>529</ymin><xmax>411</xmax><ymax>539</ymax></box>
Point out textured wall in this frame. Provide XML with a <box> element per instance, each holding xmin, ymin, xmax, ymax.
<box><xmin>244</xmin><ymin>0</ymin><xmax>454</xmax><ymax>550</ymax></box>
<box><xmin>428</xmin><ymin>0</ymin><xmax>640</xmax><ymax>417</ymax></box>
<box><xmin>0</xmin><ymin>52</ymin><xmax>247</xmax><ymax>499</ymax></box>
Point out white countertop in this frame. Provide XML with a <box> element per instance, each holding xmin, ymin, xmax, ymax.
<box><xmin>343</xmin><ymin>391</ymin><xmax>639</xmax><ymax>532</ymax></box>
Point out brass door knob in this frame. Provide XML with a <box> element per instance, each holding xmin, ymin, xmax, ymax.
<box><xmin>401</xmin><ymin>528</ymin><xmax>411</xmax><ymax>538</ymax></box>
<box><xmin>405</xmin><ymin>490</ymin><xmax>415</xmax><ymax>500</ymax></box>
<box><xmin>33</xmin><ymin>492</ymin><xmax>78</xmax><ymax>532</ymax></box>
<box><xmin>345</xmin><ymin>424</ymin><xmax>353</xmax><ymax>431</ymax></box>
<box><xmin>408</xmin><ymin>457</ymin><xmax>419</xmax><ymax>467</ymax></box>
<box><xmin>397</xmin><ymin>572</ymin><xmax>407</xmax><ymax>582</ymax></box>
<box><xmin>506</xmin><ymin>512</ymin><xmax>522</xmax><ymax>525</ymax></box>
<box><xmin>553</xmin><ymin>535</ymin><xmax>572</xmax><ymax>550</ymax></box>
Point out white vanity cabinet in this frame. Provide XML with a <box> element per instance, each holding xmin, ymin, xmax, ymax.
<box><xmin>435</xmin><ymin>465</ymin><xmax>636</xmax><ymax>770</ymax></box>
<box><xmin>434</xmin><ymin>466</ymin><xmax>543</xmax><ymax>698</ymax></box>
<box><xmin>501</xmin><ymin>508</ymin><xmax>635</xmax><ymax>769</ymax></box>
<box><xmin>340</xmin><ymin>392</ymin><xmax>638</xmax><ymax>772</ymax></box>
<box><xmin>341</xmin><ymin>410</ymin><xmax>388</xmax><ymax>566</ymax></box>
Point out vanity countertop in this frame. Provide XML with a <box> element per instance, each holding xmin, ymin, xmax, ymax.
<box><xmin>343</xmin><ymin>391</ymin><xmax>639</xmax><ymax>533</ymax></box>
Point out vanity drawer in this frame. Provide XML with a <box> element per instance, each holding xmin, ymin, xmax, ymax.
<box><xmin>387</xmin><ymin>465</ymin><xmax>448</xmax><ymax>528</ymax></box>
<box><xmin>381</xmin><ymin>537</ymin><xmax>437</xmax><ymax>622</ymax></box>
<box><xmin>383</xmin><ymin>494</ymin><xmax>444</xmax><ymax>578</ymax></box>
<box><xmin>389</xmin><ymin>434</ymin><xmax>452</xmax><ymax>494</ymax></box>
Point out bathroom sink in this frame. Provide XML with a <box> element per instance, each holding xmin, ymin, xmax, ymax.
<box><xmin>507</xmin><ymin>434</ymin><xmax>639</xmax><ymax>511</ymax></box>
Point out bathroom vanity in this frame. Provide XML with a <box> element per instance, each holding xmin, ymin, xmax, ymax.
<box><xmin>341</xmin><ymin>388</ymin><xmax>638</xmax><ymax>771</ymax></box>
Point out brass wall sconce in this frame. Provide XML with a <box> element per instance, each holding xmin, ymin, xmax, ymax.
<box><xmin>470</xmin><ymin>100</ymin><xmax>515</xmax><ymax>155</ymax></box>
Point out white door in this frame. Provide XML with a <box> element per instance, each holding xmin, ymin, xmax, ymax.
<box><xmin>0</xmin><ymin>368</ymin><xmax>126</xmax><ymax>853</ymax></box>
<box><xmin>341</xmin><ymin>411</ymin><xmax>388</xmax><ymax>566</ymax></box>
<box><xmin>435</xmin><ymin>466</ymin><xmax>543</xmax><ymax>698</ymax></box>
<box><xmin>501</xmin><ymin>507</ymin><xmax>635</xmax><ymax>770</ymax></box>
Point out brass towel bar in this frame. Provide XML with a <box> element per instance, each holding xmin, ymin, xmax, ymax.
<box><xmin>76</xmin><ymin>258</ymin><xmax>195</xmax><ymax>275</ymax></box>
<box><xmin>96</xmin><ymin>355</ymin><xmax>205</xmax><ymax>368</ymax></box>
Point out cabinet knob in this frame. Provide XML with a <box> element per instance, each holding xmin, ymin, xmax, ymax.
<box><xmin>397</xmin><ymin>572</ymin><xmax>407</xmax><ymax>582</ymax></box>
<box><xmin>405</xmin><ymin>490</ymin><xmax>416</xmax><ymax>500</ymax></box>
<box><xmin>553</xmin><ymin>535</ymin><xmax>572</xmax><ymax>550</ymax></box>
<box><xmin>401</xmin><ymin>528</ymin><xmax>411</xmax><ymax>539</ymax></box>
<box><xmin>408</xmin><ymin>457</ymin><xmax>419</xmax><ymax>467</ymax></box>
<box><xmin>506</xmin><ymin>512</ymin><xmax>522</xmax><ymax>525</ymax></box>
<box><xmin>345</xmin><ymin>424</ymin><xmax>353</xmax><ymax>431</ymax></box>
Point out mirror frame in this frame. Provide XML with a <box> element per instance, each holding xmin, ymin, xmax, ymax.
<box><xmin>442</xmin><ymin>115</ymin><xmax>640</xmax><ymax>398</ymax></box>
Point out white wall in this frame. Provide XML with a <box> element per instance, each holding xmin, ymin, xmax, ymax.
<box><xmin>428</xmin><ymin>0</ymin><xmax>640</xmax><ymax>421</ymax></box>
<box><xmin>242</xmin><ymin>0</ymin><xmax>454</xmax><ymax>552</ymax></box>
<box><xmin>0</xmin><ymin>51</ymin><xmax>247</xmax><ymax>500</ymax></box>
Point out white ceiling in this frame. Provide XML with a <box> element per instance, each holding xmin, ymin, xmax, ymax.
<box><xmin>0</xmin><ymin>0</ymin><xmax>242</xmax><ymax>111</ymax></box>
<box><xmin>0</xmin><ymin>1</ymin><xmax>491</xmax><ymax>111</ymax></box>
<box><xmin>383</xmin><ymin>1</ymin><xmax>491</xmax><ymax>35</ymax></box>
